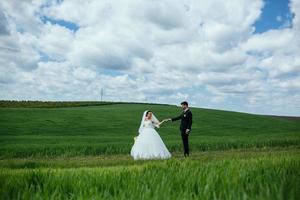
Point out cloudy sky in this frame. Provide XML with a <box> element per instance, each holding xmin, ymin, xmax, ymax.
<box><xmin>0</xmin><ymin>0</ymin><xmax>299</xmax><ymax>116</ymax></box>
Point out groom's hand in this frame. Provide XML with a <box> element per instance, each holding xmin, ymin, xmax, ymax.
<box><xmin>185</xmin><ymin>129</ymin><xmax>190</xmax><ymax>134</ymax></box>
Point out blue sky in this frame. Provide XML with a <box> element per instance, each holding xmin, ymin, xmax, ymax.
<box><xmin>254</xmin><ymin>0</ymin><xmax>294</xmax><ymax>32</ymax></box>
<box><xmin>40</xmin><ymin>15</ymin><xmax>79</xmax><ymax>32</ymax></box>
<box><xmin>0</xmin><ymin>0</ymin><xmax>299</xmax><ymax>116</ymax></box>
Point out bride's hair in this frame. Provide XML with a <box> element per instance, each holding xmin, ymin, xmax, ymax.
<box><xmin>146</xmin><ymin>110</ymin><xmax>152</xmax><ymax>117</ymax></box>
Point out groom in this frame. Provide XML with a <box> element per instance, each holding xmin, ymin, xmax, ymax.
<box><xmin>168</xmin><ymin>101</ymin><xmax>193</xmax><ymax>157</ymax></box>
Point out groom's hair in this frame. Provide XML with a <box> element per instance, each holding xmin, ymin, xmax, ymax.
<box><xmin>181</xmin><ymin>101</ymin><xmax>188</xmax><ymax>106</ymax></box>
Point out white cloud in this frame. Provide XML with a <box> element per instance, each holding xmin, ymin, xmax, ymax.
<box><xmin>241</xmin><ymin>29</ymin><xmax>294</xmax><ymax>53</ymax></box>
<box><xmin>0</xmin><ymin>0</ymin><xmax>299</xmax><ymax>116</ymax></box>
<box><xmin>37</xmin><ymin>23</ymin><xmax>75</xmax><ymax>61</ymax></box>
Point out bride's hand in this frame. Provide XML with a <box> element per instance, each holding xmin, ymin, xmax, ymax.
<box><xmin>159</xmin><ymin>120</ymin><xmax>167</xmax><ymax>125</ymax></box>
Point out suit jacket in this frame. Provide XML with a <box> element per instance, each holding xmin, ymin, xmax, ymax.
<box><xmin>171</xmin><ymin>109</ymin><xmax>193</xmax><ymax>131</ymax></box>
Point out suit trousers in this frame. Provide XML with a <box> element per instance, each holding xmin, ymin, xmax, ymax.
<box><xmin>180</xmin><ymin>130</ymin><xmax>189</xmax><ymax>156</ymax></box>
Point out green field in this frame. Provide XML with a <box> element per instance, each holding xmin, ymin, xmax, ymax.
<box><xmin>0</xmin><ymin>101</ymin><xmax>299</xmax><ymax>199</ymax></box>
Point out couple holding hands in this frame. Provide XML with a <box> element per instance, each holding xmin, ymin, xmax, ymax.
<box><xmin>131</xmin><ymin>101</ymin><xmax>193</xmax><ymax>160</ymax></box>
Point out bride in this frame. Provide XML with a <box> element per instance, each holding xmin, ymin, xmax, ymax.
<box><xmin>130</xmin><ymin>110</ymin><xmax>171</xmax><ymax>160</ymax></box>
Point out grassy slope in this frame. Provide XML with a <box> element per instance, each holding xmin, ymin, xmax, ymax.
<box><xmin>0</xmin><ymin>102</ymin><xmax>299</xmax><ymax>199</ymax></box>
<box><xmin>0</xmin><ymin>102</ymin><xmax>299</xmax><ymax>158</ymax></box>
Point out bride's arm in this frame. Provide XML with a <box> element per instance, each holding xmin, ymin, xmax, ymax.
<box><xmin>152</xmin><ymin>120</ymin><xmax>162</xmax><ymax>128</ymax></box>
<box><xmin>155</xmin><ymin>119</ymin><xmax>167</xmax><ymax>127</ymax></box>
<box><xmin>159</xmin><ymin>119</ymin><xmax>167</xmax><ymax>125</ymax></box>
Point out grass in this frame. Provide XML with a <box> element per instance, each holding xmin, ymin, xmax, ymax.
<box><xmin>0</xmin><ymin>147</ymin><xmax>298</xmax><ymax>169</ymax></box>
<box><xmin>0</xmin><ymin>101</ymin><xmax>299</xmax><ymax>199</ymax></box>
<box><xmin>0</xmin><ymin>102</ymin><xmax>299</xmax><ymax>158</ymax></box>
<box><xmin>0</xmin><ymin>149</ymin><xmax>299</xmax><ymax>200</ymax></box>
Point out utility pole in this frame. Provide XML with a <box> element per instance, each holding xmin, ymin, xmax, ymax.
<box><xmin>100</xmin><ymin>88</ymin><xmax>104</xmax><ymax>101</ymax></box>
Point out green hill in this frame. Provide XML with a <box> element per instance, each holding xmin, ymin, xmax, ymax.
<box><xmin>0</xmin><ymin>101</ymin><xmax>299</xmax><ymax>158</ymax></box>
<box><xmin>0</xmin><ymin>101</ymin><xmax>299</xmax><ymax>199</ymax></box>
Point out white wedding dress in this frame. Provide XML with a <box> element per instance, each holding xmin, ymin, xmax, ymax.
<box><xmin>130</xmin><ymin>111</ymin><xmax>171</xmax><ymax>160</ymax></box>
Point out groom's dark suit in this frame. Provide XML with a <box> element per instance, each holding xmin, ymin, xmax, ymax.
<box><xmin>171</xmin><ymin>109</ymin><xmax>193</xmax><ymax>156</ymax></box>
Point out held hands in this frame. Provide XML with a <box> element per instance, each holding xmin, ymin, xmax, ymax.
<box><xmin>159</xmin><ymin>119</ymin><xmax>171</xmax><ymax>125</ymax></box>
